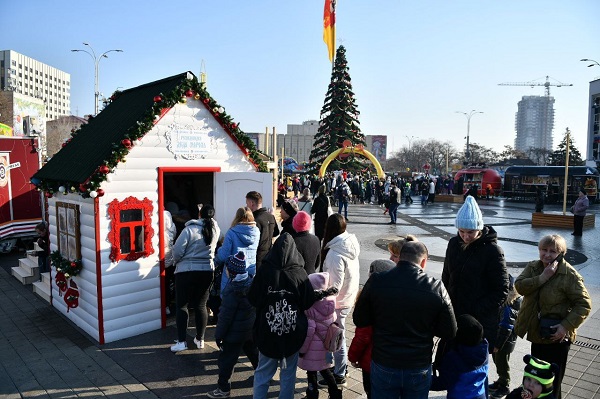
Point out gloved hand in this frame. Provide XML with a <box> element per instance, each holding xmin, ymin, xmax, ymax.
<box><xmin>314</xmin><ymin>286</ymin><xmax>339</xmax><ymax>300</ymax></box>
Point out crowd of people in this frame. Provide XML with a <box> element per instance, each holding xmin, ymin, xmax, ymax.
<box><xmin>163</xmin><ymin>180</ymin><xmax>591</xmax><ymax>399</ymax></box>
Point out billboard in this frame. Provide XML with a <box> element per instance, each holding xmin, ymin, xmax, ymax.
<box><xmin>371</xmin><ymin>135</ymin><xmax>387</xmax><ymax>162</ymax></box>
<box><xmin>12</xmin><ymin>93</ymin><xmax>46</xmax><ymax>137</ymax></box>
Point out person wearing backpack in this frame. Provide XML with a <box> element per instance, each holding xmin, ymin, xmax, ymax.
<box><xmin>248</xmin><ymin>233</ymin><xmax>337</xmax><ymax>399</ymax></box>
<box><xmin>298</xmin><ymin>272</ymin><xmax>343</xmax><ymax>399</ymax></box>
<box><xmin>387</xmin><ymin>181</ymin><xmax>401</xmax><ymax>225</ymax></box>
<box><xmin>335</xmin><ymin>178</ymin><xmax>351</xmax><ymax>221</ymax></box>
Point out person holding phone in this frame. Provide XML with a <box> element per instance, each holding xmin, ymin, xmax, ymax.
<box><xmin>514</xmin><ymin>234</ymin><xmax>591</xmax><ymax>399</ymax></box>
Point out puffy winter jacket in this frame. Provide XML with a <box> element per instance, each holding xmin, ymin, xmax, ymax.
<box><xmin>348</xmin><ymin>326</ymin><xmax>373</xmax><ymax>372</ymax></box>
<box><xmin>431</xmin><ymin>339</ymin><xmax>489</xmax><ymax>399</ymax></box>
<box><xmin>442</xmin><ymin>225</ymin><xmax>509</xmax><ymax>350</ymax></box>
<box><xmin>514</xmin><ymin>258</ymin><xmax>591</xmax><ymax>343</ymax></box>
<box><xmin>298</xmin><ymin>272</ymin><xmax>336</xmax><ymax>372</ymax></box>
<box><xmin>172</xmin><ymin>219</ymin><xmax>221</xmax><ymax>273</ymax></box>
<box><xmin>215</xmin><ymin>275</ymin><xmax>255</xmax><ymax>343</ymax></box>
<box><xmin>323</xmin><ymin>231</ymin><xmax>361</xmax><ymax>309</ymax></box>
<box><xmin>215</xmin><ymin>223</ymin><xmax>259</xmax><ymax>293</ymax></box>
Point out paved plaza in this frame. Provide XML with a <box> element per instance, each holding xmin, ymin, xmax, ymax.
<box><xmin>1</xmin><ymin>198</ymin><xmax>599</xmax><ymax>398</ymax></box>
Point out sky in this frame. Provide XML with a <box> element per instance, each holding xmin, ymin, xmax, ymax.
<box><xmin>4</xmin><ymin>0</ymin><xmax>600</xmax><ymax>158</ymax></box>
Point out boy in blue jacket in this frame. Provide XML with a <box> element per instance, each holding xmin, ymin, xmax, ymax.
<box><xmin>431</xmin><ymin>314</ymin><xmax>489</xmax><ymax>399</ymax></box>
<box><xmin>206</xmin><ymin>252</ymin><xmax>259</xmax><ymax>398</ymax></box>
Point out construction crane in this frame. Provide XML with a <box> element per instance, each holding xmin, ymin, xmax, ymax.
<box><xmin>498</xmin><ymin>75</ymin><xmax>573</xmax><ymax>96</ymax></box>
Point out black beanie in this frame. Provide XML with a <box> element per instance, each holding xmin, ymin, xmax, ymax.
<box><xmin>455</xmin><ymin>314</ymin><xmax>483</xmax><ymax>346</ymax></box>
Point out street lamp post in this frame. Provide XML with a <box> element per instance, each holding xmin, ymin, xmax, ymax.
<box><xmin>455</xmin><ymin>110</ymin><xmax>483</xmax><ymax>164</ymax></box>
<box><xmin>581</xmin><ymin>58</ymin><xmax>600</xmax><ymax>68</ymax></box>
<box><xmin>71</xmin><ymin>43</ymin><xmax>123</xmax><ymax>115</ymax></box>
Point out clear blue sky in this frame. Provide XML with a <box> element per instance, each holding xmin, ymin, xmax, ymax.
<box><xmin>4</xmin><ymin>0</ymin><xmax>599</xmax><ymax>157</ymax></box>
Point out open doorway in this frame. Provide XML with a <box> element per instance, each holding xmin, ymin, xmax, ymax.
<box><xmin>163</xmin><ymin>172</ymin><xmax>214</xmax><ymax>234</ymax></box>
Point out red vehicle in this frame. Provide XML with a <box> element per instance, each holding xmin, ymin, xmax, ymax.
<box><xmin>454</xmin><ymin>167</ymin><xmax>502</xmax><ymax>197</ymax></box>
<box><xmin>0</xmin><ymin>137</ymin><xmax>43</xmax><ymax>253</ymax></box>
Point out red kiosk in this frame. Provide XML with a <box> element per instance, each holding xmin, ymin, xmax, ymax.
<box><xmin>454</xmin><ymin>167</ymin><xmax>502</xmax><ymax>197</ymax></box>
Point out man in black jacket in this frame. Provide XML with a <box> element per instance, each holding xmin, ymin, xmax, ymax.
<box><xmin>353</xmin><ymin>241</ymin><xmax>457</xmax><ymax>399</ymax></box>
<box><xmin>246</xmin><ymin>191</ymin><xmax>279</xmax><ymax>269</ymax></box>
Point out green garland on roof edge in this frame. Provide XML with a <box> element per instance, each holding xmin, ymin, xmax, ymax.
<box><xmin>33</xmin><ymin>75</ymin><xmax>267</xmax><ymax>198</ymax></box>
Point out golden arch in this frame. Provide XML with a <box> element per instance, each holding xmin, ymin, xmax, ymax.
<box><xmin>319</xmin><ymin>146</ymin><xmax>385</xmax><ymax>179</ymax></box>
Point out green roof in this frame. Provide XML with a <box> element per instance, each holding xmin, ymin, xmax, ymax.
<box><xmin>33</xmin><ymin>71</ymin><xmax>266</xmax><ymax>197</ymax></box>
<box><xmin>35</xmin><ymin>72</ymin><xmax>189</xmax><ymax>183</ymax></box>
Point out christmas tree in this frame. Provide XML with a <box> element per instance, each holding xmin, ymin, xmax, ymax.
<box><xmin>548</xmin><ymin>128</ymin><xmax>584</xmax><ymax>166</ymax></box>
<box><xmin>307</xmin><ymin>46</ymin><xmax>366</xmax><ymax>174</ymax></box>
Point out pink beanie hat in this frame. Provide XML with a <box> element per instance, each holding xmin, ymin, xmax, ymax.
<box><xmin>293</xmin><ymin>211</ymin><xmax>312</xmax><ymax>233</ymax></box>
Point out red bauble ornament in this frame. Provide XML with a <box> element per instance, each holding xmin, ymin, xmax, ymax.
<box><xmin>153</xmin><ymin>95</ymin><xmax>162</xmax><ymax>102</ymax></box>
<box><xmin>122</xmin><ymin>139</ymin><xmax>132</xmax><ymax>148</ymax></box>
<box><xmin>185</xmin><ymin>89</ymin><xmax>194</xmax><ymax>97</ymax></box>
<box><xmin>97</xmin><ymin>189</ymin><xmax>105</xmax><ymax>197</ymax></box>
<box><xmin>99</xmin><ymin>165</ymin><xmax>110</xmax><ymax>174</ymax></box>
<box><xmin>203</xmin><ymin>98</ymin><xmax>209</xmax><ymax>104</ymax></box>
<box><xmin>231</xmin><ymin>123</ymin><xmax>238</xmax><ymax>129</ymax></box>
<box><xmin>70</xmin><ymin>262</ymin><xmax>77</xmax><ymax>267</ymax></box>
<box><xmin>61</xmin><ymin>143</ymin><xmax>67</xmax><ymax>148</ymax></box>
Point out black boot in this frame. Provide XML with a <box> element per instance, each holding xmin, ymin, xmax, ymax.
<box><xmin>328</xmin><ymin>387</ymin><xmax>342</xmax><ymax>399</ymax></box>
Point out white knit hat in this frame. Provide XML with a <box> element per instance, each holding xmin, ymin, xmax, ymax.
<box><xmin>455</xmin><ymin>195</ymin><xmax>483</xmax><ymax>230</ymax></box>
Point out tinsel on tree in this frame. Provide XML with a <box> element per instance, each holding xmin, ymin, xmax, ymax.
<box><xmin>548</xmin><ymin>128</ymin><xmax>584</xmax><ymax>166</ymax></box>
<box><xmin>307</xmin><ymin>46</ymin><xmax>366</xmax><ymax>174</ymax></box>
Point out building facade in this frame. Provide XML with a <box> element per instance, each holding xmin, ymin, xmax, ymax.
<box><xmin>586</xmin><ymin>78</ymin><xmax>600</xmax><ymax>166</ymax></box>
<box><xmin>0</xmin><ymin>50</ymin><xmax>71</xmax><ymax>121</ymax></box>
<box><xmin>248</xmin><ymin>120</ymin><xmax>387</xmax><ymax>166</ymax></box>
<box><xmin>514</xmin><ymin>95</ymin><xmax>555</xmax><ymax>153</ymax></box>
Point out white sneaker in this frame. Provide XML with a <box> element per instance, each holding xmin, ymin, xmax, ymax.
<box><xmin>170</xmin><ymin>341</ymin><xmax>187</xmax><ymax>352</ymax></box>
<box><xmin>194</xmin><ymin>337</ymin><xmax>204</xmax><ymax>349</ymax></box>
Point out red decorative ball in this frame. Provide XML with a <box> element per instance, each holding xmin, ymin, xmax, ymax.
<box><xmin>61</xmin><ymin>143</ymin><xmax>67</xmax><ymax>148</ymax></box>
<box><xmin>185</xmin><ymin>89</ymin><xmax>194</xmax><ymax>97</ymax></box>
<box><xmin>203</xmin><ymin>98</ymin><xmax>209</xmax><ymax>104</ymax></box>
<box><xmin>99</xmin><ymin>165</ymin><xmax>110</xmax><ymax>174</ymax></box>
<box><xmin>231</xmin><ymin>123</ymin><xmax>238</xmax><ymax>129</ymax></box>
<box><xmin>70</xmin><ymin>262</ymin><xmax>76</xmax><ymax>267</ymax></box>
<box><xmin>153</xmin><ymin>95</ymin><xmax>162</xmax><ymax>102</ymax></box>
<box><xmin>122</xmin><ymin>139</ymin><xmax>132</xmax><ymax>148</ymax></box>
<box><xmin>97</xmin><ymin>189</ymin><xmax>105</xmax><ymax>197</ymax></box>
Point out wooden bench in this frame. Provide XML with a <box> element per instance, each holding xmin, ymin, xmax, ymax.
<box><xmin>531</xmin><ymin>212</ymin><xmax>595</xmax><ymax>228</ymax></box>
<box><xmin>436</xmin><ymin>194</ymin><xmax>464</xmax><ymax>203</ymax></box>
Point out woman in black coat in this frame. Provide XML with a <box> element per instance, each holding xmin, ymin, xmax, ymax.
<box><xmin>311</xmin><ymin>184</ymin><xmax>330</xmax><ymax>242</ymax></box>
<box><xmin>441</xmin><ymin>196</ymin><xmax>509</xmax><ymax>354</ymax></box>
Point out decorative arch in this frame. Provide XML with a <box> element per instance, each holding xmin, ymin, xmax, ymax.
<box><xmin>318</xmin><ymin>142</ymin><xmax>385</xmax><ymax>179</ymax></box>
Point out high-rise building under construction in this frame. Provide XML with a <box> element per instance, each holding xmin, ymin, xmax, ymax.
<box><xmin>514</xmin><ymin>95</ymin><xmax>555</xmax><ymax>153</ymax></box>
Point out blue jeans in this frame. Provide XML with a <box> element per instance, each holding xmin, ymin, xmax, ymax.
<box><xmin>253</xmin><ymin>351</ymin><xmax>299</xmax><ymax>399</ymax></box>
<box><xmin>389</xmin><ymin>202</ymin><xmax>399</xmax><ymax>223</ymax></box>
<box><xmin>370</xmin><ymin>361</ymin><xmax>431</xmax><ymax>399</ymax></box>
<box><xmin>338</xmin><ymin>200</ymin><xmax>348</xmax><ymax>219</ymax></box>
<box><xmin>333</xmin><ymin>308</ymin><xmax>350</xmax><ymax>378</ymax></box>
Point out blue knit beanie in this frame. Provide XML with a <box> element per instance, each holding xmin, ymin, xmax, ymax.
<box><xmin>455</xmin><ymin>195</ymin><xmax>483</xmax><ymax>230</ymax></box>
<box><xmin>226</xmin><ymin>251</ymin><xmax>247</xmax><ymax>276</ymax></box>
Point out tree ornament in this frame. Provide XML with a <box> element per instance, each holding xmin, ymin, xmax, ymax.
<box><xmin>203</xmin><ymin>98</ymin><xmax>210</xmax><ymax>104</ymax></box>
<box><xmin>185</xmin><ymin>89</ymin><xmax>194</xmax><ymax>97</ymax></box>
<box><xmin>90</xmin><ymin>191</ymin><xmax>98</xmax><ymax>198</ymax></box>
<box><xmin>121</xmin><ymin>139</ymin><xmax>132</xmax><ymax>148</ymax></box>
<box><xmin>153</xmin><ymin>95</ymin><xmax>162</xmax><ymax>102</ymax></box>
<box><xmin>99</xmin><ymin>165</ymin><xmax>110</xmax><ymax>174</ymax></box>
<box><xmin>58</xmin><ymin>186</ymin><xmax>66</xmax><ymax>193</ymax></box>
<box><xmin>194</xmin><ymin>94</ymin><xmax>200</xmax><ymax>100</ymax></box>
<box><xmin>97</xmin><ymin>189</ymin><xmax>105</xmax><ymax>197</ymax></box>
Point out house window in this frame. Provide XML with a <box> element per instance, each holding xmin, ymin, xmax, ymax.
<box><xmin>108</xmin><ymin>196</ymin><xmax>154</xmax><ymax>262</ymax></box>
<box><xmin>56</xmin><ymin>202</ymin><xmax>81</xmax><ymax>261</ymax></box>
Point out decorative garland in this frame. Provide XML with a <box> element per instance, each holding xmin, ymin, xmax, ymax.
<box><xmin>50</xmin><ymin>250</ymin><xmax>83</xmax><ymax>278</ymax></box>
<box><xmin>32</xmin><ymin>74</ymin><xmax>268</xmax><ymax>198</ymax></box>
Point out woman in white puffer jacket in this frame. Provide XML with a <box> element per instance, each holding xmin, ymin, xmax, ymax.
<box><xmin>320</xmin><ymin>214</ymin><xmax>360</xmax><ymax>386</ymax></box>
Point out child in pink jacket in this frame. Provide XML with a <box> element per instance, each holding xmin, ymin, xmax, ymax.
<box><xmin>298</xmin><ymin>272</ymin><xmax>342</xmax><ymax>399</ymax></box>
